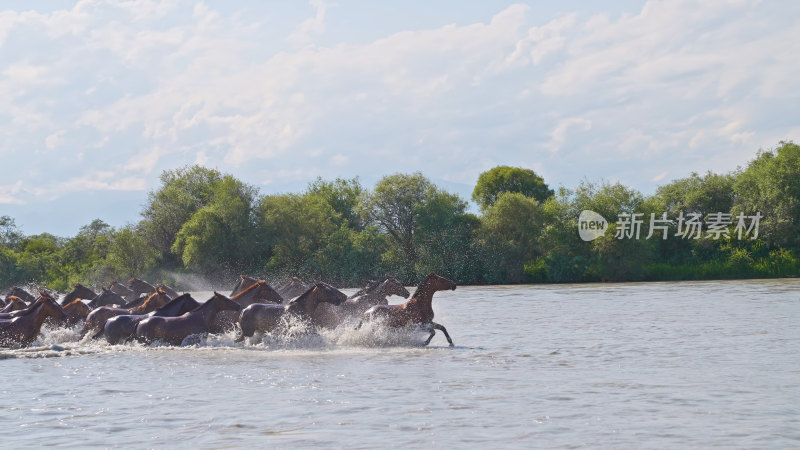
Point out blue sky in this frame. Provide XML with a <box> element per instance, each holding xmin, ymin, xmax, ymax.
<box><xmin>1</xmin><ymin>0</ymin><xmax>798</xmax><ymax>236</ymax></box>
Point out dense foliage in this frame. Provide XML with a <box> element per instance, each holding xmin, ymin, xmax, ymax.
<box><xmin>2</xmin><ymin>142</ymin><xmax>798</xmax><ymax>291</ymax></box>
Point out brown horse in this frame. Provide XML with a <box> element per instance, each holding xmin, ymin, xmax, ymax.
<box><xmin>237</xmin><ymin>282</ymin><xmax>346</xmax><ymax>341</ymax></box>
<box><xmin>5</xmin><ymin>286</ymin><xmax>36</xmax><ymax>304</ymax></box>
<box><xmin>211</xmin><ymin>280</ymin><xmax>283</xmax><ymax>333</ymax></box>
<box><xmin>276</xmin><ymin>276</ymin><xmax>310</xmax><ymax>300</ymax></box>
<box><xmin>135</xmin><ymin>292</ymin><xmax>241</xmax><ymax>345</ymax></box>
<box><xmin>316</xmin><ymin>277</ymin><xmax>410</xmax><ymax>328</ymax></box>
<box><xmin>127</xmin><ymin>277</ymin><xmax>156</xmax><ymax>297</ymax></box>
<box><xmin>82</xmin><ymin>289</ymin><xmax>172</xmax><ymax>338</ymax></box>
<box><xmin>103</xmin><ymin>293</ymin><xmax>201</xmax><ymax>344</ymax></box>
<box><xmin>0</xmin><ymin>294</ymin><xmax>66</xmax><ymax>347</ymax></box>
<box><xmin>359</xmin><ymin>273</ymin><xmax>456</xmax><ymax>346</ymax></box>
<box><xmin>87</xmin><ymin>288</ymin><xmax>127</xmax><ymax>309</ymax></box>
<box><xmin>156</xmin><ymin>284</ymin><xmax>180</xmax><ymax>300</ymax></box>
<box><xmin>109</xmin><ymin>281</ymin><xmax>135</xmax><ymax>298</ymax></box>
<box><xmin>60</xmin><ymin>283</ymin><xmax>98</xmax><ymax>306</ymax></box>
<box><xmin>60</xmin><ymin>299</ymin><xmax>92</xmax><ymax>327</ymax></box>
<box><xmin>0</xmin><ymin>296</ymin><xmax>27</xmax><ymax>313</ymax></box>
<box><xmin>230</xmin><ymin>275</ymin><xmax>259</xmax><ymax>297</ymax></box>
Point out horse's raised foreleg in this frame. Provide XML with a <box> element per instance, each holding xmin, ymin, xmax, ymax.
<box><xmin>431</xmin><ymin>322</ymin><xmax>453</xmax><ymax>347</ymax></box>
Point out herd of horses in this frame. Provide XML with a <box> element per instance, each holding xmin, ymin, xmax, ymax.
<box><xmin>0</xmin><ymin>273</ymin><xmax>457</xmax><ymax>349</ymax></box>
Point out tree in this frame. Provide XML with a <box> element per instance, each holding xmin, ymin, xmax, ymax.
<box><xmin>258</xmin><ymin>193</ymin><xmax>340</xmax><ymax>276</ymax></box>
<box><xmin>478</xmin><ymin>192</ymin><xmax>544</xmax><ymax>282</ymax></box>
<box><xmin>472</xmin><ymin>166</ymin><xmax>553</xmax><ymax>210</ymax></box>
<box><xmin>141</xmin><ymin>165</ymin><xmax>225</xmax><ymax>265</ymax></box>
<box><xmin>0</xmin><ymin>216</ymin><xmax>23</xmax><ymax>251</ymax></box>
<box><xmin>171</xmin><ymin>175</ymin><xmax>260</xmax><ymax>278</ymax></box>
<box><xmin>360</xmin><ymin>172</ymin><xmax>467</xmax><ymax>280</ymax></box>
<box><xmin>307</xmin><ymin>177</ymin><xmax>364</xmax><ymax>230</ymax></box>
<box><xmin>106</xmin><ymin>224</ymin><xmax>157</xmax><ymax>279</ymax></box>
<box><xmin>653</xmin><ymin>171</ymin><xmax>735</xmax><ymax>218</ymax></box>
<box><xmin>733</xmin><ymin>141</ymin><xmax>800</xmax><ymax>249</ymax></box>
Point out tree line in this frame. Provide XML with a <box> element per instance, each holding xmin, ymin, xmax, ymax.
<box><xmin>1</xmin><ymin>141</ymin><xmax>798</xmax><ymax>291</ymax></box>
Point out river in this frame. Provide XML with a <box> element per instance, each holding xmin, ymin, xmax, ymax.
<box><xmin>1</xmin><ymin>279</ymin><xmax>799</xmax><ymax>448</ymax></box>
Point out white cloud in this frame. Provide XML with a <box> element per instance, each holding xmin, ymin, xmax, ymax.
<box><xmin>0</xmin><ymin>0</ymin><xmax>798</xmax><ymax>234</ymax></box>
<box><xmin>0</xmin><ymin>181</ymin><xmax>24</xmax><ymax>204</ymax></box>
<box><xmin>287</xmin><ymin>0</ymin><xmax>327</xmax><ymax>47</ymax></box>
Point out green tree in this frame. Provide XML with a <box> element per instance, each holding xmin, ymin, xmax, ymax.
<box><xmin>307</xmin><ymin>177</ymin><xmax>364</xmax><ymax>229</ymax></box>
<box><xmin>478</xmin><ymin>192</ymin><xmax>544</xmax><ymax>282</ymax></box>
<box><xmin>142</xmin><ymin>165</ymin><xmax>225</xmax><ymax>266</ymax></box>
<box><xmin>359</xmin><ymin>172</ymin><xmax>469</xmax><ymax>281</ymax></box>
<box><xmin>258</xmin><ymin>193</ymin><xmax>340</xmax><ymax>276</ymax></box>
<box><xmin>472</xmin><ymin>166</ymin><xmax>553</xmax><ymax>211</ymax></box>
<box><xmin>653</xmin><ymin>171</ymin><xmax>735</xmax><ymax>218</ymax></box>
<box><xmin>733</xmin><ymin>141</ymin><xmax>800</xmax><ymax>249</ymax></box>
<box><xmin>171</xmin><ymin>175</ymin><xmax>260</xmax><ymax>277</ymax></box>
<box><xmin>106</xmin><ymin>224</ymin><xmax>158</xmax><ymax>279</ymax></box>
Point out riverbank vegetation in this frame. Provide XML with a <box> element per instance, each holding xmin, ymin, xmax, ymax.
<box><xmin>1</xmin><ymin>142</ymin><xmax>798</xmax><ymax>290</ymax></box>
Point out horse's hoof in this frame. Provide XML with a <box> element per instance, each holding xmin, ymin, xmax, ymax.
<box><xmin>449</xmin><ymin>343</ymin><xmax>454</xmax><ymax>347</ymax></box>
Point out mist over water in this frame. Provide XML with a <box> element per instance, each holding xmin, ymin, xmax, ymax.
<box><xmin>2</xmin><ymin>280</ymin><xmax>799</xmax><ymax>447</ymax></box>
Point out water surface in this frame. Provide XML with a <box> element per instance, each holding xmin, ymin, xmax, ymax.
<box><xmin>1</xmin><ymin>280</ymin><xmax>799</xmax><ymax>448</ymax></box>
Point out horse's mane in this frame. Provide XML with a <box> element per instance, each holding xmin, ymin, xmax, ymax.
<box><xmin>63</xmin><ymin>298</ymin><xmax>87</xmax><ymax>309</ymax></box>
<box><xmin>190</xmin><ymin>292</ymin><xmax>226</xmax><ymax>312</ymax></box>
<box><xmin>232</xmin><ymin>280</ymin><xmax>265</xmax><ymax>300</ymax></box>
<box><xmin>132</xmin><ymin>289</ymin><xmax>166</xmax><ymax>312</ymax></box>
<box><xmin>289</xmin><ymin>283</ymin><xmax>317</xmax><ymax>305</ymax></box>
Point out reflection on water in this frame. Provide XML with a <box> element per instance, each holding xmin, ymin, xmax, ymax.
<box><xmin>2</xmin><ymin>279</ymin><xmax>800</xmax><ymax>447</ymax></box>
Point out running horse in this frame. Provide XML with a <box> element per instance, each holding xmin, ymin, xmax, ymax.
<box><xmin>0</xmin><ymin>293</ymin><xmax>66</xmax><ymax>347</ymax></box>
<box><xmin>60</xmin><ymin>283</ymin><xmax>97</xmax><ymax>306</ymax></box>
<box><xmin>127</xmin><ymin>277</ymin><xmax>156</xmax><ymax>297</ymax></box>
<box><xmin>359</xmin><ymin>273</ymin><xmax>456</xmax><ymax>346</ymax></box>
<box><xmin>230</xmin><ymin>275</ymin><xmax>259</xmax><ymax>297</ymax></box>
<box><xmin>276</xmin><ymin>276</ymin><xmax>309</xmax><ymax>300</ymax></box>
<box><xmin>103</xmin><ymin>293</ymin><xmax>200</xmax><ymax>344</ymax></box>
<box><xmin>82</xmin><ymin>289</ymin><xmax>172</xmax><ymax>338</ymax></box>
<box><xmin>236</xmin><ymin>282</ymin><xmax>346</xmax><ymax>341</ymax></box>
<box><xmin>210</xmin><ymin>280</ymin><xmax>283</xmax><ymax>333</ymax></box>
<box><xmin>60</xmin><ymin>299</ymin><xmax>92</xmax><ymax>327</ymax></box>
<box><xmin>135</xmin><ymin>293</ymin><xmax>241</xmax><ymax>345</ymax></box>
<box><xmin>87</xmin><ymin>288</ymin><xmax>128</xmax><ymax>309</ymax></box>
<box><xmin>5</xmin><ymin>286</ymin><xmax>36</xmax><ymax>304</ymax></box>
<box><xmin>0</xmin><ymin>296</ymin><xmax>27</xmax><ymax>313</ymax></box>
<box><xmin>316</xmin><ymin>277</ymin><xmax>410</xmax><ymax>328</ymax></box>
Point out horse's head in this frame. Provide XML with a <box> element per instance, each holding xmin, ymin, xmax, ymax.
<box><xmin>41</xmin><ymin>295</ymin><xmax>67</xmax><ymax>322</ymax></box>
<box><xmin>109</xmin><ymin>281</ymin><xmax>134</xmax><ymax>297</ymax></box>
<box><xmin>89</xmin><ymin>289</ymin><xmax>126</xmax><ymax>308</ymax></box>
<box><xmin>426</xmin><ymin>273</ymin><xmax>457</xmax><ymax>291</ymax></box>
<box><xmin>210</xmin><ymin>292</ymin><xmax>242</xmax><ymax>312</ymax></box>
<box><xmin>381</xmin><ymin>277</ymin><xmax>411</xmax><ymax>298</ymax></box>
<box><xmin>128</xmin><ymin>277</ymin><xmax>155</xmax><ymax>294</ymax></box>
<box><xmin>287</xmin><ymin>282</ymin><xmax>344</xmax><ymax>315</ymax></box>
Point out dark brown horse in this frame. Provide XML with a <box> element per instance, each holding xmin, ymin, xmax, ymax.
<box><xmin>237</xmin><ymin>282</ymin><xmax>346</xmax><ymax>341</ymax></box>
<box><xmin>61</xmin><ymin>299</ymin><xmax>91</xmax><ymax>327</ymax></box>
<box><xmin>276</xmin><ymin>276</ymin><xmax>310</xmax><ymax>300</ymax></box>
<box><xmin>359</xmin><ymin>273</ymin><xmax>456</xmax><ymax>346</ymax></box>
<box><xmin>230</xmin><ymin>275</ymin><xmax>259</xmax><ymax>297</ymax></box>
<box><xmin>317</xmin><ymin>277</ymin><xmax>410</xmax><ymax>328</ymax></box>
<box><xmin>60</xmin><ymin>283</ymin><xmax>98</xmax><ymax>306</ymax></box>
<box><xmin>135</xmin><ymin>292</ymin><xmax>241</xmax><ymax>345</ymax></box>
<box><xmin>0</xmin><ymin>296</ymin><xmax>27</xmax><ymax>313</ymax></box>
<box><xmin>109</xmin><ymin>281</ymin><xmax>136</xmax><ymax>301</ymax></box>
<box><xmin>127</xmin><ymin>277</ymin><xmax>156</xmax><ymax>297</ymax></box>
<box><xmin>82</xmin><ymin>289</ymin><xmax>172</xmax><ymax>338</ymax></box>
<box><xmin>87</xmin><ymin>288</ymin><xmax>128</xmax><ymax>309</ymax></box>
<box><xmin>156</xmin><ymin>284</ymin><xmax>180</xmax><ymax>300</ymax></box>
<box><xmin>5</xmin><ymin>286</ymin><xmax>36</xmax><ymax>304</ymax></box>
<box><xmin>103</xmin><ymin>293</ymin><xmax>201</xmax><ymax>344</ymax></box>
<box><xmin>211</xmin><ymin>280</ymin><xmax>283</xmax><ymax>333</ymax></box>
<box><xmin>0</xmin><ymin>294</ymin><xmax>66</xmax><ymax>347</ymax></box>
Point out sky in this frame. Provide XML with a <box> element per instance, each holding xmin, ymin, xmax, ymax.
<box><xmin>1</xmin><ymin>0</ymin><xmax>798</xmax><ymax>237</ymax></box>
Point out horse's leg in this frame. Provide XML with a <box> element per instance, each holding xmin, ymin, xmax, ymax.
<box><xmin>431</xmin><ymin>322</ymin><xmax>454</xmax><ymax>347</ymax></box>
<box><xmin>354</xmin><ymin>320</ymin><xmax>363</xmax><ymax>330</ymax></box>
<box><xmin>423</xmin><ymin>325</ymin><xmax>436</xmax><ymax>346</ymax></box>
